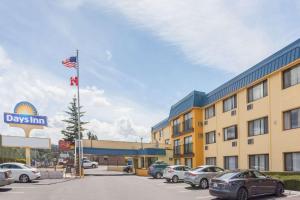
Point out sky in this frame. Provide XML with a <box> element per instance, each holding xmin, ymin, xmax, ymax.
<box><xmin>0</xmin><ymin>0</ymin><xmax>300</xmax><ymax>144</ymax></box>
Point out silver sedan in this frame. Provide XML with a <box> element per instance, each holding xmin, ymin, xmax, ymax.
<box><xmin>184</xmin><ymin>165</ymin><xmax>224</xmax><ymax>189</ymax></box>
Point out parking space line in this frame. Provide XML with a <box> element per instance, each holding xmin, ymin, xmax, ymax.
<box><xmin>7</xmin><ymin>186</ymin><xmax>36</xmax><ymax>189</ymax></box>
<box><xmin>5</xmin><ymin>192</ymin><xmax>25</xmax><ymax>194</ymax></box>
<box><xmin>166</xmin><ymin>185</ymin><xmax>186</xmax><ymax>188</ymax></box>
<box><xmin>195</xmin><ymin>196</ymin><xmax>211</xmax><ymax>199</ymax></box>
<box><xmin>287</xmin><ymin>194</ymin><xmax>300</xmax><ymax>198</ymax></box>
<box><xmin>178</xmin><ymin>190</ymin><xmax>189</xmax><ymax>193</ymax></box>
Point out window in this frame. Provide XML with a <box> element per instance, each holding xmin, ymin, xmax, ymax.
<box><xmin>184</xmin><ymin>136</ymin><xmax>193</xmax><ymax>154</ymax></box>
<box><xmin>183</xmin><ymin>112</ymin><xmax>193</xmax><ymax>131</ymax></box>
<box><xmin>206</xmin><ymin>157</ymin><xmax>216</xmax><ymax>165</ymax></box>
<box><xmin>249</xmin><ymin>154</ymin><xmax>269</xmax><ymax>171</ymax></box>
<box><xmin>185</xmin><ymin>158</ymin><xmax>192</xmax><ymax>168</ymax></box>
<box><xmin>224</xmin><ymin>156</ymin><xmax>238</xmax><ymax>170</ymax></box>
<box><xmin>248</xmin><ymin>117</ymin><xmax>268</xmax><ymax>136</ymax></box>
<box><xmin>283</xmin><ymin>64</ymin><xmax>300</xmax><ymax>89</ymax></box>
<box><xmin>248</xmin><ymin>80</ymin><xmax>268</xmax><ymax>102</ymax></box>
<box><xmin>165</xmin><ymin>139</ymin><xmax>170</xmax><ymax>145</ymax></box>
<box><xmin>174</xmin><ymin>139</ymin><xmax>180</xmax><ymax>155</ymax></box>
<box><xmin>284</xmin><ymin>108</ymin><xmax>300</xmax><ymax>130</ymax></box>
<box><xmin>159</xmin><ymin>130</ymin><xmax>163</xmax><ymax>138</ymax></box>
<box><xmin>223</xmin><ymin>95</ymin><xmax>237</xmax><ymax>112</ymax></box>
<box><xmin>205</xmin><ymin>131</ymin><xmax>216</xmax><ymax>144</ymax></box>
<box><xmin>224</xmin><ymin>125</ymin><xmax>238</xmax><ymax>141</ymax></box>
<box><xmin>285</xmin><ymin>152</ymin><xmax>300</xmax><ymax>171</ymax></box>
<box><xmin>205</xmin><ymin>105</ymin><xmax>215</xmax><ymax>119</ymax></box>
<box><xmin>173</xmin><ymin>118</ymin><xmax>181</xmax><ymax>136</ymax></box>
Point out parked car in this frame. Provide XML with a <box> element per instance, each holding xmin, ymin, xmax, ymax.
<box><xmin>0</xmin><ymin>169</ymin><xmax>14</xmax><ymax>187</ymax></box>
<box><xmin>184</xmin><ymin>165</ymin><xmax>224</xmax><ymax>189</ymax></box>
<box><xmin>0</xmin><ymin>163</ymin><xmax>41</xmax><ymax>183</ymax></box>
<box><xmin>163</xmin><ymin>165</ymin><xmax>191</xmax><ymax>183</ymax></box>
<box><xmin>123</xmin><ymin>165</ymin><xmax>133</xmax><ymax>173</ymax></box>
<box><xmin>148</xmin><ymin>163</ymin><xmax>169</xmax><ymax>178</ymax></box>
<box><xmin>209</xmin><ymin>169</ymin><xmax>284</xmax><ymax>200</ymax></box>
<box><xmin>82</xmin><ymin>160</ymin><xmax>98</xmax><ymax>169</ymax></box>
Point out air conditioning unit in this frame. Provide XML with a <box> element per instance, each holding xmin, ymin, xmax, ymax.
<box><xmin>205</xmin><ymin>146</ymin><xmax>208</xmax><ymax>150</ymax></box>
<box><xmin>248</xmin><ymin>138</ymin><xmax>254</xmax><ymax>145</ymax></box>
<box><xmin>247</xmin><ymin>104</ymin><xmax>253</xmax><ymax>111</ymax></box>
<box><xmin>204</xmin><ymin>120</ymin><xmax>208</xmax><ymax>125</ymax></box>
<box><xmin>231</xmin><ymin>110</ymin><xmax>236</xmax><ymax>116</ymax></box>
<box><xmin>232</xmin><ymin>141</ymin><xmax>237</xmax><ymax>147</ymax></box>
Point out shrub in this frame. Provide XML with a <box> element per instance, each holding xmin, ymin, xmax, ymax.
<box><xmin>265</xmin><ymin>172</ymin><xmax>300</xmax><ymax>191</ymax></box>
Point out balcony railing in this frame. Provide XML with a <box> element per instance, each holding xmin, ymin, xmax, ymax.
<box><xmin>183</xmin><ymin>118</ymin><xmax>193</xmax><ymax>132</ymax></box>
<box><xmin>184</xmin><ymin>143</ymin><xmax>193</xmax><ymax>154</ymax></box>
<box><xmin>173</xmin><ymin>146</ymin><xmax>181</xmax><ymax>155</ymax></box>
<box><xmin>172</xmin><ymin>124</ymin><xmax>181</xmax><ymax>136</ymax></box>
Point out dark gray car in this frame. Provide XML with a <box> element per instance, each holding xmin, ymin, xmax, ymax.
<box><xmin>209</xmin><ymin>170</ymin><xmax>284</xmax><ymax>200</ymax></box>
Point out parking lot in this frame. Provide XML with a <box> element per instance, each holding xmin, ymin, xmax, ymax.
<box><xmin>1</xmin><ymin>170</ymin><xmax>300</xmax><ymax>200</ymax></box>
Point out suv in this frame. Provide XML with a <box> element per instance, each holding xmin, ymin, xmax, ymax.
<box><xmin>148</xmin><ymin>163</ymin><xmax>169</xmax><ymax>179</ymax></box>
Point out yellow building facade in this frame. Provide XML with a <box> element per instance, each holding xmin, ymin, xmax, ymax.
<box><xmin>153</xmin><ymin>39</ymin><xmax>300</xmax><ymax>172</ymax></box>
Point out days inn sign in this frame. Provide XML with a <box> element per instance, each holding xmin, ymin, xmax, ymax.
<box><xmin>4</xmin><ymin>101</ymin><xmax>47</xmax><ymax>126</ymax></box>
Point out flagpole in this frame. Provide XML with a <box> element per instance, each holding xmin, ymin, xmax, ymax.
<box><xmin>76</xmin><ymin>49</ymin><xmax>82</xmax><ymax>177</ymax></box>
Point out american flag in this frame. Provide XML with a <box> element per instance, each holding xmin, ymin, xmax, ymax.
<box><xmin>62</xmin><ymin>56</ymin><xmax>77</xmax><ymax>68</ymax></box>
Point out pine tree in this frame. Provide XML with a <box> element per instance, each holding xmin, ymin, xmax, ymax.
<box><xmin>61</xmin><ymin>97</ymin><xmax>88</xmax><ymax>143</ymax></box>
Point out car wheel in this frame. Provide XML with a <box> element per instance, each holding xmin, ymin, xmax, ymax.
<box><xmin>155</xmin><ymin>172</ymin><xmax>162</xmax><ymax>179</ymax></box>
<box><xmin>172</xmin><ymin>175</ymin><xmax>179</xmax><ymax>183</ymax></box>
<box><xmin>92</xmin><ymin>164</ymin><xmax>96</xmax><ymax>168</ymax></box>
<box><xmin>275</xmin><ymin>183</ymin><xmax>284</xmax><ymax>197</ymax></box>
<box><xmin>19</xmin><ymin>174</ymin><xmax>30</xmax><ymax>183</ymax></box>
<box><xmin>237</xmin><ymin>187</ymin><xmax>248</xmax><ymax>200</ymax></box>
<box><xmin>199</xmin><ymin>178</ymin><xmax>209</xmax><ymax>189</ymax></box>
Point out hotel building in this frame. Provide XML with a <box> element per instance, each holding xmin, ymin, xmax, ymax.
<box><xmin>152</xmin><ymin>39</ymin><xmax>300</xmax><ymax>171</ymax></box>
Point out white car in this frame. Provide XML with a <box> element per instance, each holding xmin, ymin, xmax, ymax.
<box><xmin>82</xmin><ymin>160</ymin><xmax>98</xmax><ymax>169</ymax></box>
<box><xmin>163</xmin><ymin>165</ymin><xmax>191</xmax><ymax>183</ymax></box>
<box><xmin>0</xmin><ymin>169</ymin><xmax>14</xmax><ymax>186</ymax></box>
<box><xmin>0</xmin><ymin>163</ymin><xmax>41</xmax><ymax>183</ymax></box>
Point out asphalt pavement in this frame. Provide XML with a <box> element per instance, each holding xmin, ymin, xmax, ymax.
<box><xmin>1</xmin><ymin>168</ymin><xmax>300</xmax><ymax>200</ymax></box>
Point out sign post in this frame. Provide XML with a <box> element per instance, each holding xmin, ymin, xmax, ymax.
<box><xmin>3</xmin><ymin>101</ymin><xmax>49</xmax><ymax>165</ymax></box>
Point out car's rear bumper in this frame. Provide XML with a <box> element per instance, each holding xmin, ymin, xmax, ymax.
<box><xmin>209</xmin><ymin>189</ymin><xmax>235</xmax><ymax>199</ymax></box>
<box><xmin>0</xmin><ymin>178</ymin><xmax>15</xmax><ymax>187</ymax></box>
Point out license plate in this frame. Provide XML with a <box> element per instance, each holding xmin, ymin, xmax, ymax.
<box><xmin>213</xmin><ymin>183</ymin><xmax>218</xmax><ymax>188</ymax></box>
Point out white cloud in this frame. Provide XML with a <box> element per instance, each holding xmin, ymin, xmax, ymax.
<box><xmin>0</xmin><ymin>46</ymin><xmax>12</xmax><ymax>69</ymax></box>
<box><xmin>105</xmin><ymin>50</ymin><xmax>112</xmax><ymax>61</ymax></box>
<box><xmin>58</xmin><ymin>0</ymin><xmax>290</xmax><ymax>73</ymax></box>
<box><xmin>0</xmin><ymin>46</ymin><xmax>156</xmax><ymax>144</ymax></box>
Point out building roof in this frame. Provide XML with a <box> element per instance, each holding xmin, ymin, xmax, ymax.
<box><xmin>151</xmin><ymin>118</ymin><xmax>169</xmax><ymax>133</ymax></box>
<box><xmin>205</xmin><ymin>38</ymin><xmax>300</xmax><ymax>105</ymax></box>
<box><xmin>168</xmin><ymin>90</ymin><xmax>206</xmax><ymax>120</ymax></box>
<box><xmin>151</xmin><ymin>39</ymin><xmax>300</xmax><ymax>128</ymax></box>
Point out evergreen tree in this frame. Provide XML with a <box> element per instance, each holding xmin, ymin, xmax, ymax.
<box><xmin>61</xmin><ymin>97</ymin><xmax>88</xmax><ymax>143</ymax></box>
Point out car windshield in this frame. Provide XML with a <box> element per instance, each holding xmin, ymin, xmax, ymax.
<box><xmin>215</xmin><ymin>172</ymin><xmax>238</xmax><ymax>179</ymax></box>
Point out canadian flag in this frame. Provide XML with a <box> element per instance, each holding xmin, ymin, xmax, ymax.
<box><xmin>70</xmin><ymin>76</ymin><xmax>79</xmax><ymax>86</ymax></box>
